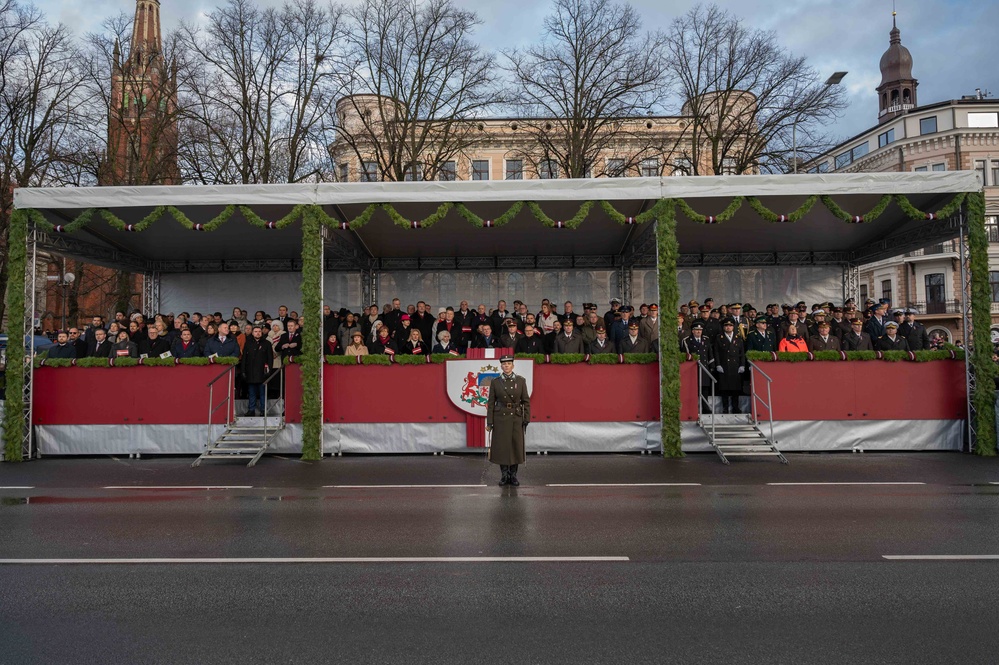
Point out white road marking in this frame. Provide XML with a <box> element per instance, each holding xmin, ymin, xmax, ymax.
<box><xmin>883</xmin><ymin>555</ymin><xmax>999</xmax><ymax>561</ymax></box>
<box><xmin>767</xmin><ymin>482</ymin><xmax>926</xmax><ymax>486</ymax></box>
<box><xmin>546</xmin><ymin>483</ymin><xmax>702</xmax><ymax>487</ymax></box>
<box><xmin>325</xmin><ymin>485</ymin><xmax>487</xmax><ymax>489</ymax></box>
<box><xmin>0</xmin><ymin>556</ymin><xmax>630</xmax><ymax>565</ymax></box>
<box><xmin>0</xmin><ymin>486</ymin><xmax>34</xmax><ymax>489</ymax></box>
<box><xmin>102</xmin><ymin>486</ymin><xmax>253</xmax><ymax>490</ymax></box>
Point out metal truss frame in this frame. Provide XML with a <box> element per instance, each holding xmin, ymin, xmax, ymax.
<box><xmin>957</xmin><ymin>210</ymin><xmax>976</xmax><ymax>453</ymax></box>
<box><xmin>676</xmin><ymin>251</ymin><xmax>851</xmax><ymax>267</ymax></box>
<box><xmin>849</xmin><ymin>217</ymin><xmax>962</xmax><ymax>264</ymax></box>
<box><xmin>842</xmin><ymin>264</ymin><xmax>860</xmax><ymax>303</ymax></box>
<box><xmin>19</xmin><ymin>227</ymin><xmax>39</xmax><ymax>460</ymax></box>
<box><xmin>35</xmin><ymin>229</ymin><xmax>149</xmax><ymax>272</ymax></box>
<box><xmin>142</xmin><ymin>271</ymin><xmax>161</xmax><ymax>314</ymax></box>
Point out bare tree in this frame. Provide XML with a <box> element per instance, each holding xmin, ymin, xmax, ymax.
<box><xmin>664</xmin><ymin>3</ymin><xmax>846</xmax><ymax>175</ymax></box>
<box><xmin>503</xmin><ymin>0</ymin><xmax>668</xmax><ymax>179</ymax></box>
<box><xmin>0</xmin><ymin>1</ymin><xmax>90</xmax><ymax>325</ymax></box>
<box><xmin>335</xmin><ymin>0</ymin><xmax>499</xmax><ymax>182</ymax></box>
<box><xmin>178</xmin><ymin>0</ymin><xmax>348</xmax><ymax>184</ymax></box>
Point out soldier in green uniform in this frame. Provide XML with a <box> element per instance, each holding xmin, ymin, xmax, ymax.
<box><xmin>486</xmin><ymin>354</ymin><xmax>531</xmax><ymax>486</ymax></box>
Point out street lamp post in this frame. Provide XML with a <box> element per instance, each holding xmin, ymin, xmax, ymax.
<box><xmin>793</xmin><ymin>71</ymin><xmax>848</xmax><ymax>174</ymax></box>
<box><xmin>46</xmin><ymin>271</ymin><xmax>76</xmax><ymax>330</ymax></box>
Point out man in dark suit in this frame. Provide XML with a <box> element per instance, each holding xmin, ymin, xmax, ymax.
<box><xmin>841</xmin><ymin>318</ymin><xmax>874</xmax><ymax>351</ymax></box>
<box><xmin>617</xmin><ymin>320</ymin><xmax>651</xmax><ymax>353</ymax></box>
<box><xmin>87</xmin><ymin>328</ymin><xmax>114</xmax><ymax>358</ymax></box>
<box><xmin>453</xmin><ymin>300</ymin><xmax>475</xmax><ymax>345</ymax></box>
<box><xmin>489</xmin><ymin>300</ymin><xmax>511</xmax><ymax>333</ymax></box>
<box><xmin>240</xmin><ymin>325</ymin><xmax>273</xmax><ymax>417</ymax></box>
<box><xmin>899</xmin><ymin>309</ymin><xmax>930</xmax><ymax>351</ymax></box>
<box><xmin>275</xmin><ymin>319</ymin><xmax>303</xmax><ymax>362</ymax></box>
<box><xmin>137</xmin><ymin>326</ymin><xmax>171</xmax><ymax>357</ymax></box>
<box><xmin>713</xmin><ymin>318</ymin><xmax>746</xmax><ymax>414</ymax></box>
<box><xmin>878</xmin><ymin>321</ymin><xmax>909</xmax><ymax>351</ymax></box>
<box><xmin>809</xmin><ymin>321</ymin><xmax>841</xmax><ymax>351</ymax></box>
<box><xmin>47</xmin><ymin>331</ymin><xmax>77</xmax><ymax>359</ymax></box>
<box><xmin>474</xmin><ymin>324</ymin><xmax>499</xmax><ymax>349</ymax></box>
<box><xmin>515</xmin><ymin>324</ymin><xmax>545</xmax><ymax>354</ymax></box>
<box><xmin>411</xmin><ymin>301</ymin><xmax>435</xmax><ymax>343</ymax></box>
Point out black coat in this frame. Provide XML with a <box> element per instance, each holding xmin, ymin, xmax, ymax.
<box><xmin>554</xmin><ymin>332</ymin><xmax>585</xmax><ymax>354</ymax></box>
<box><xmin>515</xmin><ymin>335</ymin><xmax>545</xmax><ymax>354</ymax></box>
<box><xmin>877</xmin><ymin>334</ymin><xmax>909</xmax><ymax>351</ymax></box>
<box><xmin>276</xmin><ymin>331</ymin><xmax>303</xmax><ymax>360</ymax></box>
<box><xmin>681</xmin><ymin>335</ymin><xmax>713</xmax><ymax>365</ymax></box>
<box><xmin>899</xmin><ymin>321</ymin><xmax>930</xmax><ymax>351</ymax></box>
<box><xmin>410</xmin><ymin>312</ymin><xmax>436</xmax><ymax>342</ymax></box>
<box><xmin>113</xmin><ymin>340</ymin><xmax>139</xmax><ymax>358</ymax></box>
<box><xmin>240</xmin><ymin>337</ymin><xmax>273</xmax><ymax>383</ymax></box>
<box><xmin>400</xmin><ymin>339</ymin><xmax>429</xmax><ymax>355</ymax></box>
<box><xmin>48</xmin><ymin>343</ymin><xmax>77</xmax><ymax>359</ymax></box>
<box><xmin>713</xmin><ymin>333</ymin><xmax>746</xmax><ymax>393</ymax></box>
<box><xmin>370</xmin><ymin>337</ymin><xmax>398</xmax><ymax>355</ymax></box>
<box><xmin>474</xmin><ymin>335</ymin><xmax>499</xmax><ymax>349</ymax></box>
<box><xmin>432</xmin><ymin>342</ymin><xmax>463</xmax><ymax>355</ymax></box>
<box><xmin>138</xmin><ymin>337</ymin><xmax>171</xmax><ymax>358</ymax></box>
<box><xmin>171</xmin><ymin>339</ymin><xmax>201</xmax><ymax>358</ymax></box>
<box><xmin>87</xmin><ymin>339</ymin><xmax>114</xmax><ymax>358</ymax></box>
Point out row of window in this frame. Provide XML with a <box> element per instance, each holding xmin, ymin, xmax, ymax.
<box><xmin>861</xmin><ymin>274</ymin><xmax>948</xmax><ymax>307</ymax></box>
<box><xmin>335</xmin><ymin>157</ymin><xmax>717</xmax><ymax>181</ymax></box>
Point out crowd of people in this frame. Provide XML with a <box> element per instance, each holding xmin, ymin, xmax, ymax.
<box><xmin>676</xmin><ymin>297</ymin><xmax>936</xmax><ymax>413</ymax></box>
<box><xmin>39</xmin><ymin>295</ymin><xmax>941</xmax><ymax>416</ymax></box>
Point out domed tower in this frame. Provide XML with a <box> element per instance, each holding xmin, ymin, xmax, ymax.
<box><xmin>876</xmin><ymin>11</ymin><xmax>918</xmax><ymax>124</ymax></box>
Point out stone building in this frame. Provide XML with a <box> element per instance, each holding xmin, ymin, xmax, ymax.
<box><xmin>805</xmin><ymin>14</ymin><xmax>999</xmax><ymax>345</ymax></box>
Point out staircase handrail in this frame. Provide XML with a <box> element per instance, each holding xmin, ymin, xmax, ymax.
<box><xmin>206</xmin><ymin>364</ymin><xmax>236</xmax><ymax>448</ymax></box>
<box><xmin>260</xmin><ymin>367</ymin><xmax>286</xmax><ymax>442</ymax></box>
<box><xmin>697</xmin><ymin>360</ymin><xmax>717</xmax><ymax>442</ymax></box>
<box><xmin>748</xmin><ymin>361</ymin><xmax>775</xmax><ymax>446</ymax></box>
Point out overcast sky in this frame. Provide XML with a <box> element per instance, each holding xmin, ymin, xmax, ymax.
<box><xmin>35</xmin><ymin>0</ymin><xmax>999</xmax><ymax>143</ymax></box>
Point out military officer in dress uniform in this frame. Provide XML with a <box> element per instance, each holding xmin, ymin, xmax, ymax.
<box><xmin>809</xmin><ymin>321</ymin><xmax>841</xmax><ymax>351</ymax></box>
<box><xmin>745</xmin><ymin>316</ymin><xmax>777</xmax><ymax>353</ymax></box>
<box><xmin>841</xmin><ymin>318</ymin><xmax>874</xmax><ymax>351</ymax></box>
<box><xmin>878</xmin><ymin>321</ymin><xmax>909</xmax><ymax>351</ymax></box>
<box><xmin>713</xmin><ymin>318</ymin><xmax>746</xmax><ymax>414</ymax></box>
<box><xmin>899</xmin><ymin>308</ymin><xmax>930</xmax><ymax>351</ymax></box>
<box><xmin>486</xmin><ymin>355</ymin><xmax>531</xmax><ymax>487</ymax></box>
<box><xmin>681</xmin><ymin>320</ymin><xmax>713</xmax><ymax>363</ymax></box>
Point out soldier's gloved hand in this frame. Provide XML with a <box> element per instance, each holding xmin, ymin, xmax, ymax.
<box><xmin>737</xmin><ymin>366</ymin><xmax>745</xmax><ymax>374</ymax></box>
<box><xmin>716</xmin><ymin>365</ymin><xmax>724</xmax><ymax>373</ymax></box>
<box><xmin>485</xmin><ymin>425</ymin><xmax>492</xmax><ymax>432</ymax></box>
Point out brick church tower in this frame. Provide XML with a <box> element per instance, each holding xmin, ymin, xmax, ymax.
<box><xmin>103</xmin><ymin>0</ymin><xmax>180</xmax><ymax>185</ymax></box>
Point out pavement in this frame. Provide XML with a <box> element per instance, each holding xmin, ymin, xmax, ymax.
<box><xmin>2</xmin><ymin>452</ymin><xmax>999</xmax><ymax>664</ymax></box>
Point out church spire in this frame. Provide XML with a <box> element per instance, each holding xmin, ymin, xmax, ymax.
<box><xmin>130</xmin><ymin>0</ymin><xmax>162</xmax><ymax>63</ymax></box>
<box><xmin>876</xmin><ymin>7</ymin><xmax>917</xmax><ymax>124</ymax></box>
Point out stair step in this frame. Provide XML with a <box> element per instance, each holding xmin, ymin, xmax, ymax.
<box><xmin>721</xmin><ymin>451</ymin><xmax>784</xmax><ymax>456</ymax></box>
<box><xmin>199</xmin><ymin>454</ymin><xmax>258</xmax><ymax>459</ymax></box>
<box><xmin>204</xmin><ymin>448</ymin><xmax>265</xmax><ymax>455</ymax></box>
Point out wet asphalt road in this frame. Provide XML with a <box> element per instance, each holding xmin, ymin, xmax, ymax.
<box><xmin>2</xmin><ymin>452</ymin><xmax>999</xmax><ymax>664</ymax></box>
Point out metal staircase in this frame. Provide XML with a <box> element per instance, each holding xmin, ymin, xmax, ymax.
<box><xmin>194</xmin><ymin>416</ymin><xmax>283</xmax><ymax>467</ymax></box>
<box><xmin>698</xmin><ymin>361</ymin><xmax>787</xmax><ymax>465</ymax></box>
<box><xmin>193</xmin><ymin>366</ymin><xmax>285</xmax><ymax>467</ymax></box>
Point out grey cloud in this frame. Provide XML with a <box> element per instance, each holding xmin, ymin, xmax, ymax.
<box><xmin>37</xmin><ymin>0</ymin><xmax>997</xmax><ymax>143</ymax></box>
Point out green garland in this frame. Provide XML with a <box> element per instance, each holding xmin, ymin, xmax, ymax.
<box><xmin>747</xmin><ymin>350</ymin><xmax>966</xmax><ymax>363</ymax></box>
<box><xmin>526</xmin><ymin>201</ymin><xmax>593</xmax><ymax>229</ymax></box>
<box><xmin>674</xmin><ymin>197</ymin><xmax>743</xmax><ymax>223</ymax></box>
<box><xmin>361</xmin><ymin>354</ymin><xmax>391</xmax><ymax>365</ymax></box>
<box><xmin>623</xmin><ymin>352</ymin><xmax>659</xmax><ymax>364</ymax></box>
<box><xmin>380</xmin><ymin>202</ymin><xmax>453</xmax><ymax>230</ymax></box>
<box><xmin>745</xmin><ymin>195</ymin><xmax>819</xmax><ymax>223</ymax></box>
<box><xmin>820</xmin><ymin>194</ymin><xmax>893</xmax><ymax>223</ymax></box>
<box><xmin>34</xmin><ymin>356</ymin><xmax>241</xmax><ymax>368</ymax></box>
<box><xmin>453</xmin><ymin>201</ymin><xmax>525</xmax><ymax>228</ymax></box>
<box><xmin>300</xmin><ymin>206</ymin><xmax>323</xmax><ymax>461</ymax></box>
<box><xmin>546</xmin><ymin>353</ymin><xmax>586</xmax><ymax>364</ymax></box>
<box><xmin>239</xmin><ymin>204</ymin><xmax>307</xmax><ymax>230</ymax></box>
<box><xmin>657</xmin><ymin>201</ymin><xmax>682</xmax><ymax>457</ymax></box>
<box><xmin>3</xmin><ymin>209</ymin><xmax>28</xmax><ymax>462</ymax></box>
<box><xmin>967</xmin><ymin>191</ymin><xmax>997</xmax><ymax>455</ymax></box>
<box><xmin>893</xmin><ymin>192</ymin><xmax>967</xmax><ymax>220</ymax></box>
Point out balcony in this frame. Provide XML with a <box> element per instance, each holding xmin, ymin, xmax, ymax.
<box><xmin>906</xmin><ymin>300</ymin><xmax>962</xmax><ymax>316</ymax></box>
<box><xmin>905</xmin><ymin>242</ymin><xmax>957</xmax><ymax>258</ymax></box>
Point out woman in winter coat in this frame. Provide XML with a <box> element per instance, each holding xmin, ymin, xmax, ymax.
<box><xmin>778</xmin><ymin>324</ymin><xmax>809</xmax><ymax>353</ymax></box>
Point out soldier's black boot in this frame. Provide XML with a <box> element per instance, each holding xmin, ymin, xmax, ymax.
<box><xmin>508</xmin><ymin>465</ymin><xmax>520</xmax><ymax>486</ymax></box>
<box><xmin>498</xmin><ymin>466</ymin><xmax>509</xmax><ymax>486</ymax></box>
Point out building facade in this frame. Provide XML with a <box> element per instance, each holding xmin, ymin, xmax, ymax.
<box><xmin>328</xmin><ymin>93</ymin><xmax>751</xmax><ymax>182</ymax></box>
<box><xmin>806</xmin><ymin>15</ymin><xmax>999</xmax><ymax>345</ymax></box>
